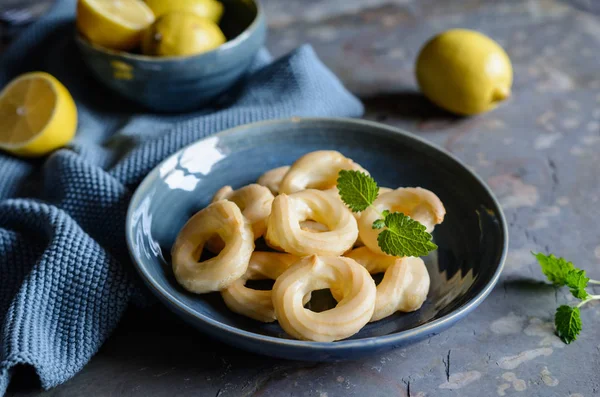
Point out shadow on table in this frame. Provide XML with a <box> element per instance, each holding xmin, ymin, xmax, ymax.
<box><xmin>360</xmin><ymin>92</ymin><xmax>462</xmax><ymax>124</ymax></box>
<box><xmin>103</xmin><ymin>305</ymin><xmax>279</xmax><ymax>367</ymax></box>
<box><xmin>502</xmin><ymin>278</ymin><xmax>555</xmax><ymax>292</ymax></box>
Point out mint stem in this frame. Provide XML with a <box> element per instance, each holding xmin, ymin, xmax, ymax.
<box><xmin>576</xmin><ymin>295</ymin><xmax>600</xmax><ymax>308</ymax></box>
<box><xmin>588</xmin><ymin>279</ymin><xmax>600</xmax><ymax>285</ymax></box>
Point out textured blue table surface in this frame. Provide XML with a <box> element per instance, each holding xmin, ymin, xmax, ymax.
<box><xmin>5</xmin><ymin>0</ymin><xmax>600</xmax><ymax>396</ymax></box>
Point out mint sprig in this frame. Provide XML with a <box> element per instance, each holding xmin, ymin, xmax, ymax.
<box><xmin>336</xmin><ymin>170</ymin><xmax>437</xmax><ymax>258</ymax></box>
<box><xmin>555</xmin><ymin>305</ymin><xmax>582</xmax><ymax>344</ymax></box>
<box><xmin>533</xmin><ymin>252</ymin><xmax>600</xmax><ymax>344</ymax></box>
<box><xmin>372</xmin><ymin>218</ymin><xmax>386</xmax><ymax>229</ymax></box>
<box><xmin>565</xmin><ymin>269</ymin><xmax>590</xmax><ymax>300</ymax></box>
<box><xmin>378</xmin><ymin>212</ymin><xmax>438</xmax><ymax>257</ymax></box>
<box><xmin>535</xmin><ymin>252</ymin><xmax>574</xmax><ymax>285</ymax></box>
<box><xmin>337</xmin><ymin>170</ymin><xmax>379</xmax><ymax>212</ymax></box>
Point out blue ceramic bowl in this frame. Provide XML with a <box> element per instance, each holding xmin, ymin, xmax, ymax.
<box><xmin>125</xmin><ymin>118</ymin><xmax>508</xmax><ymax>361</ymax></box>
<box><xmin>76</xmin><ymin>0</ymin><xmax>265</xmax><ymax>112</ymax></box>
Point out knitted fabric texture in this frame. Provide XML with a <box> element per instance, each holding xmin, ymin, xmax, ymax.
<box><xmin>0</xmin><ymin>0</ymin><xmax>364</xmax><ymax>393</ymax></box>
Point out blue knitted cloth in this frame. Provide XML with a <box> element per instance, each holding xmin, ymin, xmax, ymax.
<box><xmin>0</xmin><ymin>0</ymin><xmax>363</xmax><ymax>393</ymax></box>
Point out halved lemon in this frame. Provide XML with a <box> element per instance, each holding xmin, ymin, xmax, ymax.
<box><xmin>0</xmin><ymin>72</ymin><xmax>78</xmax><ymax>157</ymax></box>
<box><xmin>76</xmin><ymin>0</ymin><xmax>155</xmax><ymax>50</ymax></box>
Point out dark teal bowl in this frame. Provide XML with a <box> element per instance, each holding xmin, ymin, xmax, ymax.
<box><xmin>125</xmin><ymin>118</ymin><xmax>508</xmax><ymax>361</ymax></box>
<box><xmin>76</xmin><ymin>0</ymin><xmax>265</xmax><ymax>112</ymax></box>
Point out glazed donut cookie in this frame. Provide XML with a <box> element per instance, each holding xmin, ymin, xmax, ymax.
<box><xmin>359</xmin><ymin>187</ymin><xmax>445</xmax><ymax>256</ymax></box>
<box><xmin>171</xmin><ymin>200</ymin><xmax>254</xmax><ymax>293</ymax></box>
<box><xmin>323</xmin><ymin>187</ymin><xmax>392</xmax><ymax>247</ymax></box>
<box><xmin>279</xmin><ymin>150</ymin><xmax>369</xmax><ymax>194</ymax></box>
<box><xmin>265</xmin><ymin>189</ymin><xmax>358</xmax><ymax>256</ymax></box>
<box><xmin>345</xmin><ymin>247</ymin><xmax>430</xmax><ymax>321</ymax></box>
<box><xmin>256</xmin><ymin>166</ymin><xmax>290</xmax><ymax>195</ymax></box>
<box><xmin>221</xmin><ymin>252</ymin><xmax>301</xmax><ymax>322</ymax></box>
<box><xmin>300</xmin><ymin>220</ymin><xmax>329</xmax><ymax>233</ymax></box>
<box><xmin>272</xmin><ymin>255</ymin><xmax>377</xmax><ymax>341</ymax></box>
<box><xmin>207</xmin><ymin>183</ymin><xmax>274</xmax><ymax>252</ymax></box>
<box><xmin>212</xmin><ymin>184</ymin><xmax>274</xmax><ymax>238</ymax></box>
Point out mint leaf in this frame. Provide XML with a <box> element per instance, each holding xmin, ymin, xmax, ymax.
<box><xmin>372</xmin><ymin>219</ymin><xmax>385</xmax><ymax>229</ymax></box>
<box><xmin>337</xmin><ymin>170</ymin><xmax>379</xmax><ymax>212</ymax></box>
<box><xmin>377</xmin><ymin>212</ymin><xmax>437</xmax><ymax>257</ymax></box>
<box><xmin>555</xmin><ymin>305</ymin><xmax>582</xmax><ymax>344</ymax></box>
<box><xmin>565</xmin><ymin>269</ymin><xmax>590</xmax><ymax>300</ymax></box>
<box><xmin>381</xmin><ymin>209</ymin><xmax>390</xmax><ymax>217</ymax></box>
<box><xmin>534</xmin><ymin>253</ymin><xmax>574</xmax><ymax>286</ymax></box>
<box><xmin>536</xmin><ymin>252</ymin><xmax>599</xmax><ymax>345</ymax></box>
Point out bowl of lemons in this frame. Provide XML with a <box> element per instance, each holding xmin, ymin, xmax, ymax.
<box><xmin>75</xmin><ymin>0</ymin><xmax>265</xmax><ymax>112</ymax></box>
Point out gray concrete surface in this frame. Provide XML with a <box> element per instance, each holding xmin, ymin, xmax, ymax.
<box><xmin>6</xmin><ymin>0</ymin><xmax>600</xmax><ymax>396</ymax></box>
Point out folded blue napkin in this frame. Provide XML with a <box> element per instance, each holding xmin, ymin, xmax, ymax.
<box><xmin>0</xmin><ymin>0</ymin><xmax>363</xmax><ymax>393</ymax></box>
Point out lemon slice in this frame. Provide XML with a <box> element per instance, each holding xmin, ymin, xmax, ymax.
<box><xmin>0</xmin><ymin>72</ymin><xmax>78</xmax><ymax>157</ymax></box>
<box><xmin>76</xmin><ymin>0</ymin><xmax>155</xmax><ymax>50</ymax></box>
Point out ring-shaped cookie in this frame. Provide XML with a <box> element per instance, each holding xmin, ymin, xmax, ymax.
<box><xmin>212</xmin><ymin>183</ymin><xmax>274</xmax><ymax>238</ymax></box>
<box><xmin>206</xmin><ymin>183</ymin><xmax>274</xmax><ymax>253</ymax></box>
<box><xmin>221</xmin><ymin>252</ymin><xmax>301</xmax><ymax>322</ymax></box>
<box><xmin>171</xmin><ymin>200</ymin><xmax>254</xmax><ymax>293</ymax></box>
<box><xmin>324</xmin><ymin>187</ymin><xmax>392</xmax><ymax>247</ymax></box>
<box><xmin>257</xmin><ymin>166</ymin><xmax>290</xmax><ymax>195</ymax></box>
<box><xmin>272</xmin><ymin>255</ymin><xmax>376</xmax><ymax>341</ymax></box>
<box><xmin>359</xmin><ymin>187</ymin><xmax>445</xmax><ymax>256</ymax></box>
<box><xmin>300</xmin><ymin>220</ymin><xmax>330</xmax><ymax>233</ymax></box>
<box><xmin>265</xmin><ymin>189</ymin><xmax>358</xmax><ymax>256</ymax></box>
<box><xmin>279</xmin><ymin>150</ymin><xmax>369</xmax><ymax>194</ymax></box>
<box><xmin>344</xmin><ymin>247</ymin><xmax>430</xmax><ymax>321</ymax></box>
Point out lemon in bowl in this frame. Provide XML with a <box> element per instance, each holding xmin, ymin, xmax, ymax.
<box><xmin>76</xmin><ymin>0</ymin><xmax>155</xmax><ymax>51</ymax></box>
<box><xmin>145</xmin><ymin>0</ymin><xmax>224</xmax><ymax>23</ymax></box>
<box><xmin>75</xmin><ymin>0</ymin><xmax>265</xmax><ymax>112</ymax></box>
<box><xmin>141</xmin><ymin>12</ymin><xmax>226</xmax><ymax>57</ymax></box>
<box><xmin>416</xmin><ymin>29</ymin><xmax>513</xmax><ymax>116</ymax></box>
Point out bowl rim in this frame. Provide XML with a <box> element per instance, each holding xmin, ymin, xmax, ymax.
<box><xmin>125</xmin><ymin>117</ymin><xmax>509</xmax><ymax>350</ymax></box>
<box><xmin>75</xmin><ymin>0</ymin><xmax>264</xmax><ymax>62</ymax></box>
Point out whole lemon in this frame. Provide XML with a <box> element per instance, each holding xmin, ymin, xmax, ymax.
<box><xmin>144</xmin><ymin>0</ymin><xmax>224</xmax><ymax>23</ymax></box>
<box><xmin>416</xmin><ymin>29</ymin><xmax>512</xmax><ymax>116</ymax></box>
<box><xmin>142</xmin><ymin>12</ymin><xmax>226</xmax><ymax>57</ymax></box>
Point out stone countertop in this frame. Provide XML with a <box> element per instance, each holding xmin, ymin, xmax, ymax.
<box><xmin>6</xmin><ymin>0</ymin><xmax>600</xmax><ymax>396</ymax></box>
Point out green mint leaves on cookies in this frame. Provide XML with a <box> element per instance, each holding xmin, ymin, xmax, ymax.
<box><xmin>337</xmin><ymin>170</ymin><xmax>437</xmax><ymax>258</ymax></box>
